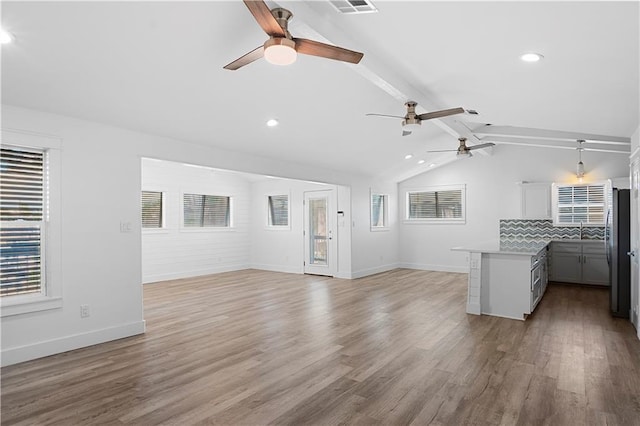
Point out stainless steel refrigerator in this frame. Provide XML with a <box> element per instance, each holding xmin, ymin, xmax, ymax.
<box><xmin>605</xmin><ymin>188</ymin><xmax>631</xmax><ymax>318</ymax></box>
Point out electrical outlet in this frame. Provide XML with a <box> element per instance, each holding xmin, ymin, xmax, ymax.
<box><xmin>80</xmin><ymin>304</ymin><xmax>90</xmax><ymax>318</ymax></box>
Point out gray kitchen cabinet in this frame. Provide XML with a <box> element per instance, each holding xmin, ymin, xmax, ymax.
<box><xmin>581</xmin><ymin>244</ymin><xmax>609</xmax><ymax>285</ymax></box>
<box><xmin>550</xmin><ymin>241</ymin><xmax>608</xmax><ymax>286</ymax></box>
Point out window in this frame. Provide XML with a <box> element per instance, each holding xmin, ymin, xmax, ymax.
<box><xmin>183</xmin><ymin>193</ymin><xmax>231</xmax><ymax>227</ymax></box>
<box><xmin>370</xmin><ymin>193</ymin><xmax>388</xmax><ymax>229</ymax></box>
<box><xmin>0</xmin><ymin>147</ymin><xmax>45</xmax><ymax>297</ymax></box>
<box><xmin>141</xmin><ymin>191</ymin><xmax>163</xmax><ymax>228</ymax></box>
<box><xmin>405</xmin><ymin>185</ymin><xmax>465</xmax><ymax>223</ymax></box>
<box><xmin>552</xmin><ymin>182</ymin><xmax>609</xmax><ymax>225</ymax></box>
<box><xmin>267</xmin><ymin>194</ymin><xmax>289</xmax><ymax>227</ymax></box>
<box><xmin>1</xmin><ymin>131</ymin><xmax>62</xmax><ymax>317</ymax></box>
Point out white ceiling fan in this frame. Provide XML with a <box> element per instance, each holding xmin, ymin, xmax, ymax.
<box><xmin>428</xmin><ymin>137</ymin><xmax>495</xmax><ymax>157</ymax></box>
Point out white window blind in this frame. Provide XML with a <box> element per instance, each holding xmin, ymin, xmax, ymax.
<box><xmin>141</xmin><ymin>191</ymin><xmax>163</xmax><ymax>228</ymax></box>
<box><xmin>268</xmin><ymin>195</ymin><xmax>288</xmax><ymax>227</ymax></box>
<box><xmin>371</xmin><ymin>193</ymin><xmax>387</xmax><ymax>228</ymax></box>
<box><xmin>0</xmin><ymin>147</ymin><xmax>45</xmax><ymax>297</ymax></box>
<box><xmin>407</xmin><ymin>187</ymin><xmax>464</xmax><ymax>222</ymax></box>
<box><xmin>554</xmin><ymin>183</ymin><xmax>607</xmax><ymax>225</ymax></box>
<box><xmin>183</xmin><ymin>193</ymin><xmax>231</xmax><ymax>227</ymax></box>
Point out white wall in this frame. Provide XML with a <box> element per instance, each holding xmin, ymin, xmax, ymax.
<box><xmin>141</xmin><ymin>160</ymin><xmax>251</xmax><ymax>283</ymax></box>
<box><xmin>349</xmin><ymin>179</ymin><xmax>400</xmax><ymax>278</ymax></box>
<box><xmin>1</xmin><ymin>104</ymin><xmax>392</xmax><ymax>366</ymax></box>
<box><xmin>249</xmin><ymin>178</ymin><xmax>334</xmax><ymax>275</ymax></box>
<box><xmin>398</xmin><ymin>144</ymin><xmax>630</xmax><ymax>272</ymax></box>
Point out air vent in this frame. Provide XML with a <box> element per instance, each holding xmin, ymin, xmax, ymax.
<box><xmin>329</xmin><ymin>0</ymin><xmax>377</xmax><ymax>14</ymax></box>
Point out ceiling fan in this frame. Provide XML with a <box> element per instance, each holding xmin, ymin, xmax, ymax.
<box><xmin>427</xmin><ymin>137</ymin><xmax>495</xmax><ymax>157</ymax></box>
<box><xmin>366</xmin><ymin>101</ymin><xmax>465</xmax><ymax>136</ymax></box>
<box><xmin>224</xmin><ymin>0</ymin><xmax>364</xmax><ymax>70</ymax></box>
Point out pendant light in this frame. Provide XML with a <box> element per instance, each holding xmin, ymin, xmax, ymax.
<box><xmin>576</xmin><ymin>140</ymin><xmax>585</xmax><ymax>182</ymax></box>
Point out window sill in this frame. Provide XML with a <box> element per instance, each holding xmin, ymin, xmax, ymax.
<box><xmin>142</xmin><ymin>228</ymin><xmax>171</xmax><ymax>234</ymax></box>
<box><xmin>264</xmin><ymin>226</ymin><xmax>291</xmax><ymax>231</ymax></box>
<box><xmin>1</xmin><ymin>295</ymin><xmax>63</xmax><ymax>317</ymax></box>
<box><xmin>370</xmin><ymin>227</ymin><xmax>390</xmax><ymax>232</ymax></box>
<box><xmin>403</xmin><ymin>219</ymin><xmax>466</xmax><ymax>225</ymax></box>
<box><xmin>179</xmin><ymin>227</ymin><xmax>236</xmax><ymax>233</ymax></box>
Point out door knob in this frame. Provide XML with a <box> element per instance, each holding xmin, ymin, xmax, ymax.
<box><xmin>628</xmin><ymin>251</ymin><xmax>636</xmax><ymax>257</ymax></box>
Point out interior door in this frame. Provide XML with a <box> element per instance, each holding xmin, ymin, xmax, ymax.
<box><xmin>630</xmin><ymin>156</ymin><xmax>640</xmax><ymax>331</ymax></box>
<box><xmin>303</xmin><ymin>190</ymin><xmax>336</xmax><ymax>276</ymax></box>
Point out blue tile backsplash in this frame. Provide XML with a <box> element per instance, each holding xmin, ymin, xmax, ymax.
<box><xmin>500</xmin><ymin>219</ymin><xmax>604</xmax><ymax>244</ymax></box>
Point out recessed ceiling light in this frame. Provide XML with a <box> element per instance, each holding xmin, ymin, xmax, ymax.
<box><xmin>404</xmin><ymin>154</ymin><xmax>413</xmax><ymax>160</ymax></box>
<box><xmin>417</xmin><ymin>159</ymin><xmax>425</xmax><ymax>164</ymax></box>
<box><xmin>428</xmin><ymin>163</ymin><xmax>436</xmax><ymax>168</ymax></box>
<box><xmin>520</xmin><ymin>52</ymin><xmax>543</xmax><ymax>62</ymax></box>
<box><xmin>266</xmin><ymin>119</ymin><xmax>279</xmax><ymax>127</ymax></box>
<box><xmin>0</xmin><ymin>29</ymin><xmax>15</xmax><ymax>44</ymax></box>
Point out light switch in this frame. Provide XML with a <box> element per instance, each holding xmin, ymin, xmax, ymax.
<box><xmin>120</xmin><ymin>222</ymin><xmax>132</xmax><ymax>233</ymax></box>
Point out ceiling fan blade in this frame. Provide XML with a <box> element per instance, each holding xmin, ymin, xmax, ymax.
<box><xmin>223</xmin><ymin>46</ymin><xmax>264</xmax><ymax>70</ymax></box>
<box><xmin>417</xmin><ymin>107</ymin><xmax>465</xmax><ymax>121</ymax></box>
<box><xmin>243</xmin><ymin>0</ymin><xmax>285</xmax><ymax>37</ymax></box>
<box><xmin>294</xmin><ymin>38</ymin><xmax>364</xmax><ymax>64</ymax></box>
<box><xmin>467</xmin><ymin>142</ymin><xmax>496</xmax><ymax>151</ymax></box>
<box><xmin>365</xmin><ymin>113</ymin><xmax>405</xmax><ymax>119</ymax></box>
<box><xmin>402</xmin><ymin>130</ymin><xmax>412</xmax><ymax>137</ymax></box>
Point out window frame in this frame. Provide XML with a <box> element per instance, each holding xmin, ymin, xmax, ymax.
<box><xmin>180</xmin><ymin>191</ymin><xmax>234</xmax><ymax>231</ymax></box>
<box><xmin>141</xmin><ymin>190</ymin><xmax>166</xmax><ymax>231</ymax></box>
<box><xmin>265</xmin><ymin>192</ymin><xmax>291</xmax><ymax>230</ymax></box>
<box><xmin>370</xmin><ymin>191</ymin><xmax>389</xmax><ymax>231</ymax></box>
<box><xmin>403</xmin><ymin>184</ymin><xmax>466</xmax><ymax>224</ymax></box>
<box><xmin>1</xmin><ymin>130</ymin><xmax>62</xmax><ymax>317</ymax></box>
<box><xmin>551</xmin><ymin>181</ymin><xmax>611</xmax><ymax>226</ymax></box>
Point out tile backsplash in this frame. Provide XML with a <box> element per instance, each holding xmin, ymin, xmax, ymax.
<box><xmin>500</xmin><ymin>219</ymin><xmax>604</xmax><ymax>243</ymax></box>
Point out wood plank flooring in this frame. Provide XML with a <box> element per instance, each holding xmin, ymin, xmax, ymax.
<box><xmin>2</xmin><ymin>269</ymin><xmax>640</xmax><ymax>425</ymax></box>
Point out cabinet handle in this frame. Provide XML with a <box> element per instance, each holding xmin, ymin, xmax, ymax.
<box><xmin>583</xmin><ymin>256</ymin><xmax>587</xmax><ymax>263</ymax></box>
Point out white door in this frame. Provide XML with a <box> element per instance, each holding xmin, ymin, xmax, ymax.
<box><xmin>303</xmin><ymin>190</ymin><xmax>337</xmax><ymax>276</ymax></box>
<box><xmin>630</xmin><ymin>155</ymin><xmax>640</xmax><ymax>333</ymax></box>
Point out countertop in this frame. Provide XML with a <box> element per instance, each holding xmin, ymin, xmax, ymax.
<box><xmin>451</xmin><ymin>239</ymin><xmax>604</xmax><ymax>256</ymax></box>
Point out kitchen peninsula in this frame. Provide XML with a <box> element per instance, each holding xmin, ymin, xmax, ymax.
<box><xmin>452</xmin><ymin>240</ymin><xmax>549</xmax><ymax>321</ymax></box>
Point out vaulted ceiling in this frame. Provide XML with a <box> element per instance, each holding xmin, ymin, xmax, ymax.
<box><xmin>2</xmin><ymin>1</ymin><xmax>638</xmax><ymax>182</ymax></box>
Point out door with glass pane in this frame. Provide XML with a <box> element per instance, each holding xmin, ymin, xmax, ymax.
<box><xmin>304</xmin><ymin>190</ymin><xmax>336</xmax><ymax>276</ymax></box>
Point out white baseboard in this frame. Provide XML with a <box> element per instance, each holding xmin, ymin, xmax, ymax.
<box><xmin>467</xmin><ymin>302</ymin><xmax>481</xmax><ymax>315</ymax></box>
<box><xmin>351</xmin><ymin>263</ymin><xmax>399</xmax><ymax>279</ymax></box>
<box><xmin>143</xmin><ymin>264</ymin><xmax>250</xmax><ymax>284</ymax></box>
<box><xmin>249</xmin><ymin>263</ymin><xmax>303</xmax><ymax>275</ymax></box>
<box><xmin>1</xmin><ymin>320</ymin><xmax>146</xmax><ymax>367</ymax></box>
<box><xmin>398</xmin><ymin>262</ymin><xmax>468</xmax><ymax>274</ymax></box>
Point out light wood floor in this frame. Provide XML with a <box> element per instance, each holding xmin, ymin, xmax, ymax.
<box><xmin>2</xmin><ymin>269</ymin><xmax>640</xmax><ymax>425</ymax></box>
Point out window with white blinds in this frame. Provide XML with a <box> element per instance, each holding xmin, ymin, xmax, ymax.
<box><xmin>552</xmin><ymin>182</ymin><xmax>609</xmax><ymax>225</ymax></box>
<box><xmin>141</xmin><ymin>191</ymin><xmax>163</xmax><ymax>228</ymax></box>
<box><xmin>183</xmin><ymin>193</ymin><xmax>231</xmax><ymax>227</ymax></box>
<box><xmin>371</xmin><ymin>193</ymin><xmax>388</xmax><ymax>229</ymax></box>
<box><xmin>0</xmin><ymin>147</ymin><xmax>45</xmax><ymax>297</ymax></box>
<box><xmin>406</xmin><ymin>185</ymin><xmax>465</xmax><ymax>223</ymax></box>
<box><xmin>267</xmin><ymin>194</ymin><xmax>289</xmax><ymax>227</ymax></box>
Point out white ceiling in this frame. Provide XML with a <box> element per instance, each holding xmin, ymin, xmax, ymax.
<box><xmin>2</xmin><ymin>1</ymin><xmax>638</xmax><ymax>182</ymax></box>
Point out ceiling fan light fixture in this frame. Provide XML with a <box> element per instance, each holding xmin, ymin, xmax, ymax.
<box><xmin>402</xmin><ymin>119</ymin><xmax>421</xmax><ymax>131</ymax></box>
<box><xmin>263</xmin><ymin>38</ymin><xmax>297</xmax><ymax>66</ymax></box>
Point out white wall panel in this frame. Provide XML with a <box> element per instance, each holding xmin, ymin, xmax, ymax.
<box><xmin>141</xmin><ymin>160</ymin><xmax>251</xmax><ymax>283</ymax></box>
